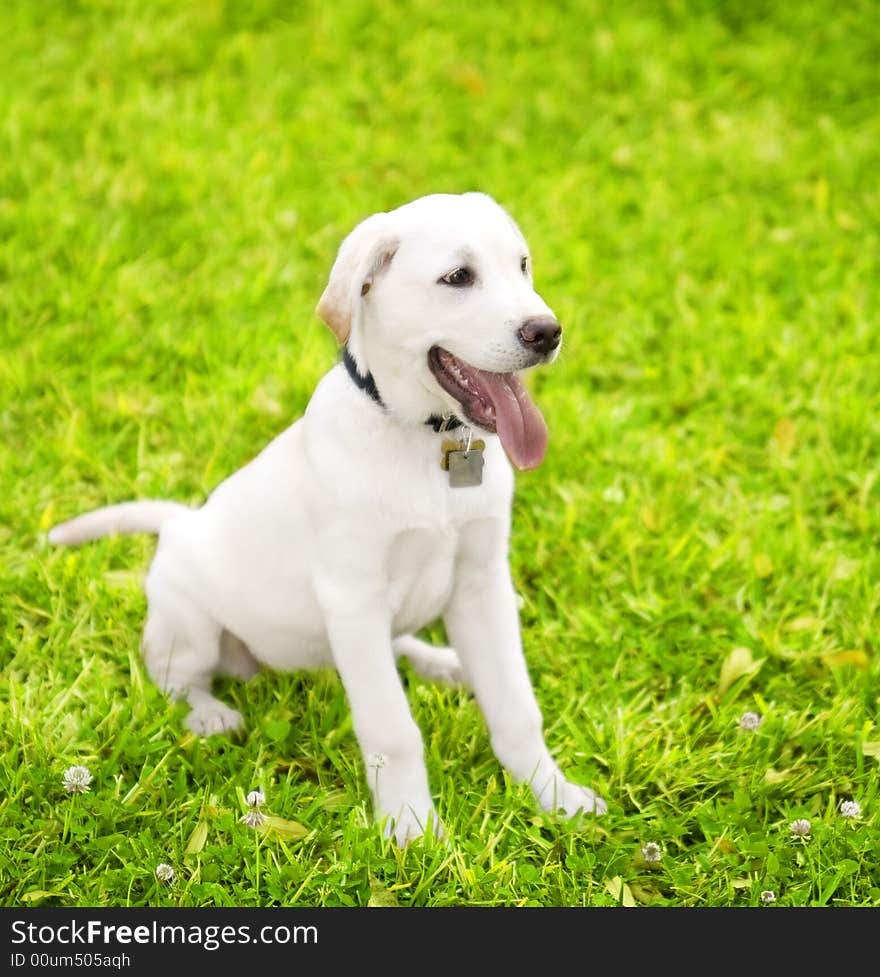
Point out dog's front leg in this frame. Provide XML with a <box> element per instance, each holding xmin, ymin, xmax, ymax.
<box><xmin>444</xmin><ymin>519</ymin><xmax>607</xmax><ymax>818</ymax></box>
<box><xmin>315</xmin><ymin>569</ymin><xmax>440</xmax><ymax>845</ymax></box>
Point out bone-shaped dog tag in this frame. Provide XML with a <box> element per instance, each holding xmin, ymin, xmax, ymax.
<box><xmin>447</xmin><ymin>445</ymin><xmax>485</xmax><ymax>487</ymax></box>
<box><xmin>440</xmin><ymin>438</ymin><xmax>462</xmax><ymax>471</ymax></box>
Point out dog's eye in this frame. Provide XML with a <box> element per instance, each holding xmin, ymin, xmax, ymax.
<box><xmin>521</xmin><ymin>255</ymin><xmax>530</xmax><ymax>275</ymax></box>
<box><xmin>440</xmin><ymin>267</ymin><xmax>474</xmax><ymax>287</ymax></box>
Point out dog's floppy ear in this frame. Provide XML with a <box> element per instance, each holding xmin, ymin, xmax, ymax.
<box><xmin>316</xmin><ymin>212</ymin><xmax>399</xmax><ymax>344</ymax></box>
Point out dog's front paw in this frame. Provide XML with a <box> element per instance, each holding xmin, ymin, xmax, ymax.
<box><xmin>381</xmin><ymin>804</ymin><xmax>444</xmax><ymax>846</ymax></box>
<box><xmin>185</xmin><ymin>701</ymin><xmax>244</xmax><ymax>736</ymax></box>
<box><xmin>536</xmin><ymin>777</ymin><xmax>608</xmax><ymax>818</ymax></box>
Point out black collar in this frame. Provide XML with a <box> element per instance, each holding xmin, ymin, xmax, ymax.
<box><xmin>342</xmin><ymin>347</ymin><xmax>463</xmax><ymax>433</ymax></box>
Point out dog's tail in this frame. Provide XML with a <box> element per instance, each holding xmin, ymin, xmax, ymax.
<box><xmin>48</xmin><ymin>500</ymin><xmax>191</xmax><ymax>546</ymax></box>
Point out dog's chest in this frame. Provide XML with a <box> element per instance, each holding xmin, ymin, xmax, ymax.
<box><xmin>386</xmin><ymin>526</ymin><xmax>460</xmax><ymax>635</ymax></box>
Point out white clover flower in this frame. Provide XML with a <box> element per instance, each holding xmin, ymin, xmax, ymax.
<box><xmin>155</xmin><ymin>863</ymin><xmax>175</xmax><ymax>885</ymax></box>
<box><xmin>367</xmin><ymin>752</ymin><xmax>388</xmax><ymax>770</ymax></box>
<box><xmin>839</xmin><ymin>799</ymin><xmax>861</xmax><ymax>819</ymax></box>
<box><xmin>641</xmin><ymin>842</ymin><xmax>663</xmax><ymax>864</ymax></box>
<box><xmin>789</xmin><ymin>818</ymin><xmax>811</xmax><ymax>838</ymax></box>
<box><xmin>738</xmin><ymin>711</ymin><xmax>763</xmax><ymax>731</ymax></box>
<box><xmin>241</xmin><ymin>809</ymin><xmax>267</xmax><ymax>829</ymax></box>
<box><xmin>760</xmin><ymin>890</ymin><xmax>776</xmax><ymax>904</ymax></box>
<box><xmin>62</xmin><ymin>765</ymin><xmax>93</xmax><ymax>794</ymax></box>
<box><xmin>246</xmin><ymin>789</ymin><xmax>265</xmax><ymax>809</ymax></box>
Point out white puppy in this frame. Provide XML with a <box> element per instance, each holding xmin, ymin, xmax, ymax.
<box><xmin>49</xmin><ymin>192</ymin><xmax>607</xmax><ymax>843</ymax></box>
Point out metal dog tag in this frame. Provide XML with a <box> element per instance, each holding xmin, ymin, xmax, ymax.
<box><xmin>447</xmin><ymin>446</ymin><xmax>484</xmax><ymax>487</ymax></box>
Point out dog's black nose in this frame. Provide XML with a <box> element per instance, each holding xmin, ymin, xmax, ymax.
<box><xmin>518</xmin><ymin>316</ymin><xmax>562</xmax><ymax>357</ymax></box>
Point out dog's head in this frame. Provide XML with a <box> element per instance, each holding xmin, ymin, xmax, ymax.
<box><xmin>316</xmin><ymin>192</ymin><xmax>561</xmax><ymax>470</ymax></box>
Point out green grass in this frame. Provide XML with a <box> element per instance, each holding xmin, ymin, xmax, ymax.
<box><xmin>2</xmin><ymin>0</ymin><xmax>879</xmax><ymax>907</ymax></box>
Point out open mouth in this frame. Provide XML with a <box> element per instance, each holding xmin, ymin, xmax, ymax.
<box><xmin>427</xmin><ymin>346</ymin><xmax>549</xmax><ymax>471</ymax></box>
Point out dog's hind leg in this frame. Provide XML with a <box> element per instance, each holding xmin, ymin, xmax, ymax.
<box><xmin>142</xmin><ymin>575</ymin><xmax>244</xmax><ymax>736</ymax></box>
<box><xmin>393</xmin><ymin>634</ymin><xmax>466</xmax><ymax>688</ymax></box>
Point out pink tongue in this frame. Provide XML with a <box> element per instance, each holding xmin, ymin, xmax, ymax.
<box><xmin>476</xmin><ymin>370</ymin><xmax>548</xmax><ymax>471</ymax></box>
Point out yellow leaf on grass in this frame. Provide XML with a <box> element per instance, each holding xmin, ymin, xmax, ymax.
<box><xmin>103</xmin><ymin>569</ymin><xmax>145</xmax><ymax>590</ymax></box>
<box><xmin>815</xmin><ymin>176</ymin><xmax>829</xmax><ymax>213</ymax></box>
<box><xmin>452</xmin><ymin>64</ymin><xmax>487</xmax><ymax>96</ymax></box>
<box><xmin>263</xmin><ymin>815</ymin><xmax>308</xmax><ymax>839</ymax></box>
<box><xmin>786</xmin><ymin>616</ymin><xmax>824</xmax><ymax>632</ymax></box>
<box><xmin>318</xmin><ymin>789</ymin><xmax>349</xmax><ymax>810</ymax></box>
<box><xmin>628</xmin><ymin>882</ymin><xmax>660</xmax><ymax>905</ymax></box>
<box><xmin>861</xmin><ymin>742</ymin><xmax>880</xmax><ymax>765</ymax></box>
<box><xmin>22</xmin><ymin>890</ymin><xmax>65</xmax><ymax>902</ymax></box>
<box><xmin>822</xmin><ymin>650</ymin><xmax>869</xmax><ymax>669</ymax></box>
<box><xmin>764</xmin><ymin>767</ymin><xmax>790</xmax><ymax>785</ymax></box>
<box><xmin>718</xmin><ymin>646</ymin><xmax>764</xmax><ymax>697</ymax></box>
<box><xmin>185</xmin><ymin>820</ymin><xmax>209</xmax><ymax>855</ymax></box>
<box><xmin>604</xmin><ymin>876</ymin><xmax>636</xmax><ymax>907</ymax></box>
<box><xmin>753</xmin><ymin>553</ymin><xmax>774</xmax><ymax>578</ymax></box>
<box><xmin>368</xmin><ymin>881</ymin><xmax>400</xmax><ymax>907</ymax></box>
<box><xmin>773</xmin><ymin>417</ymin><xmax>797</xmax><ymax>455</ymax></box>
